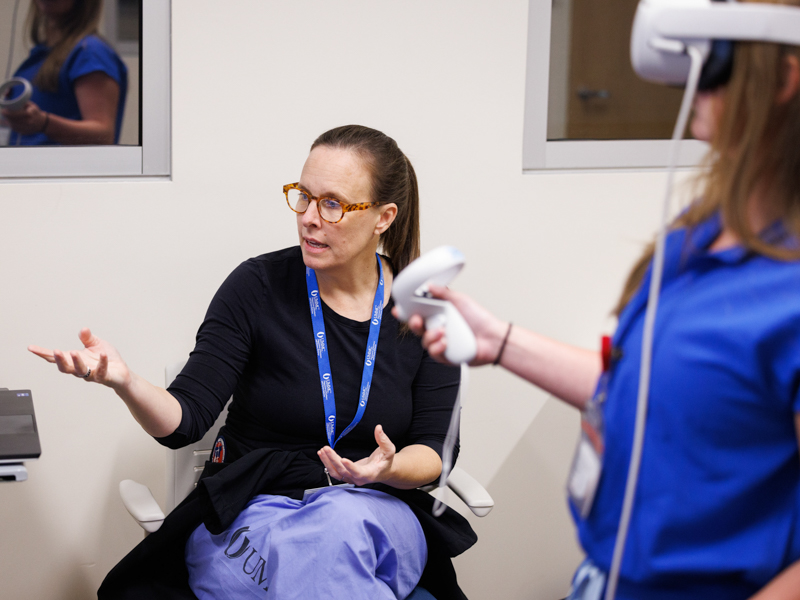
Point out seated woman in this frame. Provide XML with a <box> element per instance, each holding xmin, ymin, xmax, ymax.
<box><xmin>1</xmin><ymin>0</ymin><xmax>127</xmax><ymax>145</ymax></box>
<box><xmin>29</xmin><ymin>125</ymin><xmax>474</xmax><ymax>600</ymax></box>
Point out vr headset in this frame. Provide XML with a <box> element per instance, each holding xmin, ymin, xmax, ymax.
<box><xmin>631</xmin><ymin>0</ymin><xmax>800</xmax><ymax>91</ymax></box>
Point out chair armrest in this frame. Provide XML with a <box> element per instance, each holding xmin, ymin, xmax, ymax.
<box><xmin>119</xmin><ymin>479</ymin><xmax>166</xmax><ymax>533</ymax></box>
<box><xmin>445</xmin><ymin>466</ymin><xmax>494</xmax><ymax>517</ymax></box>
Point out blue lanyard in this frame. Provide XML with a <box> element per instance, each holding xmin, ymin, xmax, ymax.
<box><xmin>306</xmin><ymin>254</ymin><xmax>384</xmax><ymax>449</ymax></box>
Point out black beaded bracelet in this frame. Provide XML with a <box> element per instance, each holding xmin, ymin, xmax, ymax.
<box><xmin>493</xmin><ymin>322</ymin><xmax>513</xmax><ymax>366</ymax></box>
<box><xmin>39</xmin><ymin>112</ymin><xmax>50</xmax><ymax>134</ymax></box>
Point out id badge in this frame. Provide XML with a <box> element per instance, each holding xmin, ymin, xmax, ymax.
<box><xmin>302</xmin><ymin>483</ymin><xmax>354</xmax><ymax>502</ymax></box>
<box><xmin>566</xmin><ymin>559</ymin><xmax>607</xmax><ymax>600</ymax></box>
<box><xmin>568</xmin><ymin>374</ymin><xmax>608</xmax><ymax>518</ymax></box>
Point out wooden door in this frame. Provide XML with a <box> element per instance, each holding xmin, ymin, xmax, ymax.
<box><xmin>566</xmin><ymin>0</ymin><xmax>686</xmax><ymax>139</ymax></box>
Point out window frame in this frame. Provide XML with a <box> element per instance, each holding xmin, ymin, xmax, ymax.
<box><xmin>0</xmin><ymin>0</ymin><xmax>170</xmax><ymax>180</ymax></box>
<box><xmin>522</xmin><ymin>0</ymin><xmax>708</xmax><ymax>172</ymax></box>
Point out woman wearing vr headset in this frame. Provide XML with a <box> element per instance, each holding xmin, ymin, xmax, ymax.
<box><xmin>30</xmin><ymin>125</ymin><xmax>473</xmax><ymax>600</ymax></box>
<box><xmin>410</xmin><ymin>0</ymin><xmax>800</xmax><ymax>598</ymax></box>
<box><xmin>1</xmin><ymin>0</ymin><xmax>127</xmax><ymax>145</ymax></box>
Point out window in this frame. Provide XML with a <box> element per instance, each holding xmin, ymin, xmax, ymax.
<box><xmin>523</xmin><ymin>0</ymin><xmax>707</xmax><ymax>171</ymax></box>
<box><xmin>0</xmin><ymin>0</ymin><xmax>169</xmax><ymax>179</ymax></box>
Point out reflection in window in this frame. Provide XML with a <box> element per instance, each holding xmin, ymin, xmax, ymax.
<box><xmin>0</xmin><ymin>0</ymin><xmax>141</xmax><ymax>147</ymax></box>
<box><xmin>548</xmin><ymin>0</ymin><xmax>686</xmax><ymax>141</ymax></box>
<box><xmin>115</xmin><ymin>0</ymin><xmax>141</xmax><ymax>44</ymax></box>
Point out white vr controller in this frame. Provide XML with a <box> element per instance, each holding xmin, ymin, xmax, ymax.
<box><xmin>393</xmin><ymin>246</ymin><xmax>477</xmax><ymax>365</ymax></box>
<box><xmin>0</xmin><ymin>77</ymin><xmax>32</xmax><ymax>112</ymax></box>
<box><xmin>631</xmin><ymin>0</ymin><xmax>800</xmax><ymax>86</ymax></box>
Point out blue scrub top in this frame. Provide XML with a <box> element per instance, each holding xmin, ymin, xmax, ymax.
<box><xmin>9</xmin><ymin>35</ymin><xmax>128</xmax><ymax>145</ymax></box>
<box><xmin>573</xmin><ymin>212</ymin><xmax>800</xmax><ymax>599</ymax></box>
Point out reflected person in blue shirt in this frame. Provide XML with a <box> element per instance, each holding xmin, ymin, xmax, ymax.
<box><xmin>1</xmin><ymin>0</ymin><xmax>127</xmax><ymax>145</ymax></box>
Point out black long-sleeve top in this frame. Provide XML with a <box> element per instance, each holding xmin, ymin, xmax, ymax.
<box><xmin>158</xmin><ymin>246</ymin><xmax>461</xmax><ymax>465</ymax></box>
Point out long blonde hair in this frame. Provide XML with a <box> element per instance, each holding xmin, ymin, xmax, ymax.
<box><xmin>614</xmin><ymin>0</ymin><xmax>800</xmax><ymax>314</ymax></box>
<box><xmin>26</xmin><ymin>0</ymin><xmax>104</xmax><ymax>93</ymax></box>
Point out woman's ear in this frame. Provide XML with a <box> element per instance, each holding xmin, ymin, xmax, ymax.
<box><xmin>776</xmin><ymin>54</ymin><xmax>800</xmax><ymax>106</ymax></box>
<box><xmin>374</xmin><ymin>203</ymin><xmax>398</xmax><ymax>236</ymax></box>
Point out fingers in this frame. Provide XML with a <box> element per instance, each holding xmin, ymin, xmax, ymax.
<box><xmin>318</xmin><ymin>446</ymin><xmax>375</xmax><ymax>485</ymax></box>
<box><xmin>374</xmin><ymin>425</ymin><xmax>396</xmax><ymax>455</ymax></box>
<box><xmin>79</xmin><ymin>328</ymin><xmax>99</xmax><ymax>348</ymax></box>
<box><xmin>53</xmin><ymin>349</ymin><xmax>72</xmax><ymax>375</ymax></box>
<box><xmin>28</xmin><ymin>345</ymin><xmax>56</xmax><ymax>363</ymax></box>
<box><xmin>28</xmin><ymin>327</ymin><xmax>98</xmax><ymax>363</ymax></box>
<box><xmin>317</xmin><ymin>446</ymin><xmax>349</xmax><ymax>482</ymax></box>
<box><xmin>318</xmin><ymin>431</ymin><xmax>397</xmax><ymax>486</ymax></box>
<box><xmin>3</xmin><ymin>103</ymin><xmax>38</xmax><ymax>132</ymax></box>
<box><xmin>426</xmin><ymin>284</ymin><xmax>454</xmax><ymax>301</ymax></box>
<box><xmin>420</xmin><ymin>328</ymin><xmax>451</xmax><ymax>364</ymax></box>
<box><xmin>94</xmin><ymin>353</ymin><xmax>109</xmax><ymax>381</ymax></box>
<box><xmin>407</xmin><ymin>314</ymin><xmax>425</xmax><ymax>336</ymax></box>
<box><xmin>337</xmin><ymin>455</ymin><xmax>370</xmax><ymax>486</ymax></box>
<box><xmin>409</xmin><ymin>314</ymin><xmax>451</xmax><ymax>363</ymax></box>
<box><xmin>49</xmin><ymin>348</ymin><xmax>93</xmax><ymax>380</ymax></box>
<box><xmin>30</xmin><ymin>332</ymin><xmax>115</xmax><ymax>386</ymax></box>
<box><xmin>69</xmin><ymin>351</ymin><xmax>93</xmax><ymax>381</ymax></box>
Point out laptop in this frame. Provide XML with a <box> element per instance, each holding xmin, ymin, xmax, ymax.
<box><xmin>0</xmin><ymin>389</ymin><xmax>41</xmax><ymax>465</ymax></box>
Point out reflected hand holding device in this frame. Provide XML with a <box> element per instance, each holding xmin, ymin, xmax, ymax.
<box><xmin>0</xmin><ymin>77</ymin><xmax>33</xmax><ymax>112</ymax></box>
<box><xmin>0</xmin><ymin>77</ymin><xmax>33</xmax><ymax>146</ymax></box>
<box><xmin>392</xmin><ymin>246</ymin><xmax>477</xmax><ymax>365</ymax></box>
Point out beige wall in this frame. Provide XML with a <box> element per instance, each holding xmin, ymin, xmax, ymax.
<box><xmin>0</xmin><ymin>1</ymin><xmax>691</xmax><ymax>598</ymax></box>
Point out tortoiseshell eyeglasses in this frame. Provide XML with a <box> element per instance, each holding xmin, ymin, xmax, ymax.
<box><xmin>283</xmin><ymin>183</ymin><xmax>380</xmax><ymax>224</ymax></box>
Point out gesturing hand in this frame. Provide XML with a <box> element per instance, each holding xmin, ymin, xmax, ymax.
<box><xmin>317</xmin><ymin>424</ymin><xmax>396</xmax><ymax>486</ymax></box>
<box><xmin>28</xmin><ymin>328</ymin><xmax>132</xmax><ymax>390</ymax></box>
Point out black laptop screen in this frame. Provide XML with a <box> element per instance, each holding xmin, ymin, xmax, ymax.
<box><xmin>0</xmin><ymin>415</ymin><xmax>35</xmax><ymax>435</ymax></box>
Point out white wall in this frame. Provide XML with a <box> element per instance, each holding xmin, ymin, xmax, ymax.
<box><xmin>0</xmin><ymin>1</ymin><xmax>687</xmax><ymax>598</ymax></box>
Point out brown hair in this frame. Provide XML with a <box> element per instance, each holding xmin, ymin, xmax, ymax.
<box><xmin>311</xmin><ymin>125</ymin><xmax>421</xmax><ymax>274</ymax></box>
<box><xmin>614</xmin><ymin>0</ymin><xmax>800</xmax><ymax>314</ymax></box>
<box><xmin>26</xmin><ymin>0</ymin><xmax>104</xmax><ymax>93</ymax></box>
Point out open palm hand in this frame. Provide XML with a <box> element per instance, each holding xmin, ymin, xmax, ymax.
<box><xmin>317</xmin><ymin>425</ymin><xmax>396</xmax><ymax>486</ymax></box>
<box><xmin>28</xmin><ymin>328</ymin><xmax>131</xmax><ymax>390</ymax></box>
